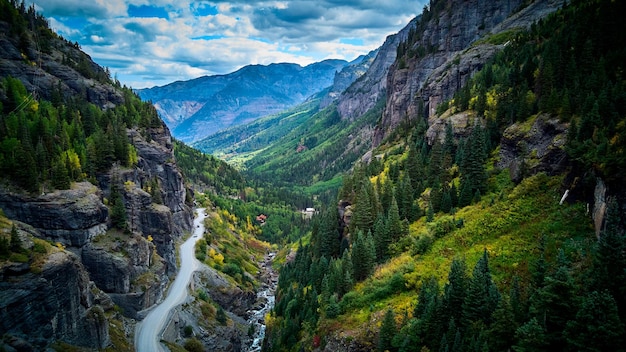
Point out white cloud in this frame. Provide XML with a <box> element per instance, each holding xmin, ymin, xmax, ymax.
<box><xmin>29</xmin><ymin>0</ymin><xmax>425</xmax><ymax>88</ymax></box>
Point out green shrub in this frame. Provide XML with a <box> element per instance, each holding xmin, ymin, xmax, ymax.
<box><xmin>183</xmin><ymin>325</ymin><xmax>193</xmax><ymax>337</ymax></box>
<box><xmin>9</xmin><ymin>252</ymin><xmax>28</xmax><ymax>263</ymax></box>
<box><xmin>183</xmin><ymin>338</ymin><xmax>203</xmax><ymax>352</ymax></box>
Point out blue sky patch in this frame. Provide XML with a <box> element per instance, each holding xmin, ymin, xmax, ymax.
<box><xmin>192</xmin><ymin>35</ymin><xmax>226</xmax><ymax>41</ymax></box>
<box><xmin>192</xmin><ymin>4</ymin><xmax>218</xmax><ymax>16</ymax></box>
<box><xmin>128</xmin><ymin>5</ymin><xmax>169</xmax><ymax>19</ymax></box>
<box><xmin>340</xmin><ymin>38</ymin><xmax>364</xmax><ymax>46</ymax></box>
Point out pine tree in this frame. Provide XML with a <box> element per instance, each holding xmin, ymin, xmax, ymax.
<box><xmin>352</xmin><ymin>230</ymin><xmax>376</xmax><ymax>281</ymax></box>
<box><xmin>458</xmin><ymin>125</ymin><xmax>487</xmax><ymax>207</ymax></box>
<box><xmin>341</xmin><ymin>249</ymin><xmax>354</xmax><ymax>294</ymax></box>
<box><xmin>110</xmin><ymin>182</ymin><xmax>127</xmax><ymax>230</ymax></box>
<box><xmin>564</xmin><ymin>290</ymin><xmax>624</xmax><ymax>351</ymax></box>
<box><xmin>509</xmin><ymin>276</ymin><xmax>527</xmax><ymax>324</ymax></box>
<box><xmin>593</xmin><ymin>198</ymin><xmax>626</xmax><ymax>315</ymax></box>
<box><xmin>463</xmin><ymin>249</ymin><xmax>500</xmax><ymax>327</ymax></box>
<box><xmin>487</xmin><ymin>298</ymin><xmax>516</xmax><ymax>351</ymax></box>
<box><xmin>10</xmin><ymin>224</ymin><xmax>21</xmax><ymax>252</ymax></box>
<box><xmin>319</xmin><ymin>209</ymin><xmax>341</xmax><ymax>258</ymax></box>
<box><xmin>513</xmin><ymin>317</ymin><xmax>548</xmax><ymax>352</ymax></box>
<box><xmin>51</xmin><ymin>156</ymin><xmax>70</xmax><ymax>190</ymax></box>
<box><xmin>351</xmin><ymin>183</ymin><xmax>375</xmax><ymax>235</ymax></box>
<box><xmin>216</xmin><ymin>306</ymin><xmax>227</xmax><ymax>325</ymax></box>
<box><xmin>443</xmin><ymin>258</ymin><xmax>468</xmax><ymax>327</ymax></box>
<box><xmin>373</xmin><ymin>214</ymin><xmax>389</xmax><ymax>262</ymax></box>
<box><xmin>396</xmin><ymin>174</ymin><xmax>415</xmax><ymax>221</ymax></box>
<box><xmin>529</xmin><ymin>251</ymin><xmax>577</xmax><ymax>350</ymax></box>
<box><xmin>379</xmin><ymin>308</ymin><xmax>396</xmax><ymax>352</ymax></box>
<box><xmin>387</xmin><ymin>195</ymin><xmax>403</xmax><ymax>242</ymax></box>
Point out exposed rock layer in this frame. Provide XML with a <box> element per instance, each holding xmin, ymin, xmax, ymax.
<box><xmin>0</xmin><ymin>250</ymin><xmax>110</xmax><ymax>350</ymax></box>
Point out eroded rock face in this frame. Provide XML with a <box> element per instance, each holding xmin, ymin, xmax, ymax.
<box><xmin>0</xmin><ymin>182</ymin><xmax>108</xmax><ymax>247</ymax></box>
<box><xmin>378</xmin><ymin>0</ymin><xmax>561</xmax><ymax>141</ymax></box>
<box><xmin>497</xmin><ymin>114</ymin><xmax>569</xmax><ymax>183</ymax></box>
<box><xmin>114</xmin><ymin>126</ymin><xmax>193</xmax><ymax>274</ymax></box>
<box><xmin>0</xmin><ymin>250</ymin><xmax>109</xmax><ymax>350</ymax></box>
<box><xmin>336</xmin><ymin>18</ymin><xmax>418</xmax><ymax>122</ymax></box>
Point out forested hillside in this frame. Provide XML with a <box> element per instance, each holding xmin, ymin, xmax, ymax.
<box><xmin>265</xmin><ymin>0</ymin><xmax>626</xmax><ymax>351</ymax></box>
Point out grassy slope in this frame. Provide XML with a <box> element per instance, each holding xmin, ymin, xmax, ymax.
<box><xmin>320</xmin><ymin>171</ymin><xmax>593</xmax><ymax>339</ymax></box>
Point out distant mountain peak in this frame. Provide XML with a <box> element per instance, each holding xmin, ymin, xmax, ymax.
<box><xmin>137</xmin><ymin>60</ymin><xmax>349</xmax><ymax>143</ymax></box>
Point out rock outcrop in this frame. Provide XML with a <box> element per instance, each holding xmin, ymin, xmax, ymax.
<box><xmin>0</xmin><ymin>182</ymin><xmax>108</xmax><ymax>247</ymax></box>
<box><xmin>497</xmin><ymin>114</ymin><xmax>569</xmax><ymax>183</ymax></box>
<box><xmin>120</xmin><ymin>126</ymin><xmax>194</xmax><ymax>273</ymax></box>
<box><xmin>0</xmin><ymin>249</ymin><xmax>110</xmax><ymax>350</ymax></box>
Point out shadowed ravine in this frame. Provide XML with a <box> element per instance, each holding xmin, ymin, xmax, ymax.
<box><xmin>135</xmin><ymin>208</ymin><xmax>206</xmax><ymax>352</ymax></box>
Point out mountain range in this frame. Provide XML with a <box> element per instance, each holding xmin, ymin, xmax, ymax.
<box><xmin>137</xmin><ymin>59</ymin><xmax>354</xmax><ymax>143</ymax></box>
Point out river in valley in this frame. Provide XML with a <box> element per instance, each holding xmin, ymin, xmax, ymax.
<box><xmin>135</xmin><ymin>208</ymin><xmax>206</xmax><ymax>352</ymax></box>
<box><xmin>245</xmin><ymin>252</ymin><xmax>278</xmax><ymax>352</ymax></box>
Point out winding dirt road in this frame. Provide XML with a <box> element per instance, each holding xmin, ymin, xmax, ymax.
<box><xmin>135</xmin><ymin>208</ymin><xmax>206</xmax><ymax>352</ymax></box>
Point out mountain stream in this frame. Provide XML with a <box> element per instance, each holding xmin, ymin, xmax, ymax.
<box><xmin>245</xmin><ymin>252</ymin><xmax>278</xmax><ymax>352</ymax></box>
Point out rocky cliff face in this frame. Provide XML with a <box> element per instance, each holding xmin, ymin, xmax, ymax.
<box><xmin>378</xmin><ymin>0</ymin><xmax>561</xmax><ymax>141</ymax></box>
<box><xmin>336</xmin><ymin>18</ymin><xmax>418</xmax><ymax>122</ymax></box>
<box><xmin>0</xmin><ymin>182</ymin><xmax>108</xmax><ymax>247</ymax></box>
<box><xmin>0</xmin><ymin>245</ymin><xmax>110</xmax><ymax>350</ymax></box>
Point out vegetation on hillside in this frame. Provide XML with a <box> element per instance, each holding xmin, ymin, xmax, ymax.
<box><xmin>265</xmin><ymin>0</ymin><xmax>626</xmax><ymax>351</ymax></box>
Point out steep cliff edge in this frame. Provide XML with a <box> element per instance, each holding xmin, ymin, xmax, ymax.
<box><xmin>336</xmin><ymin>17</ymin><xmax>418</xmax><ymax>122</ymax></box>
<box><xmin>0</xmin><ymin>228</ymin><xmax>110</xmax><ymax>350</ymax></box>
<box><xmin>379</xmin><ymin>0</ymin><xmax>561</xmax><ymax>140</ymax></box>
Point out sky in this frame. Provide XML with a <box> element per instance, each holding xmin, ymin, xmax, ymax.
<box><xmin>27</xmin><ymin>0</ymin><xmax>425</xmax><ymax>89</ymax></box>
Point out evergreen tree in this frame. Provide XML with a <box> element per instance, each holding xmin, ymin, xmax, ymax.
<box><xmin>341</xmin><ymin>249</ymin><xmax>354</xmax><ymax>294</ymax></box>
<box><xmin>396</xmin><ymin>174</ymin><xmax>415</xmax><ymax>221</ymax></box>
<box><xmin>387</xmin><ymin>194</ymin><xmax>403</xmax><ymax>241</ymax></box>
<box><xmin>406</xmin><ymin>143</ymin><xmax>423</xmax><ymax>192</ymax></box>
<box><xmin>216</xmin><ymin>306</ymin><xmax>227</xmax><ymax>325</ymax></box>
<box><xmin>351</xmin><ymin>183</ymin><xmax>375</xmax><ymax>235</ymax></box>
<box><xmin>351</xmin><ymin>230</ymin><xmax>376</xmax><ymax>281</ymax></box>
<box><xmin>529</xmin><ymin>257</ymin><xmax>577</xmax><ymax>350</ymax></box>
<box><xmin>10</xmin><ymin>224</ymin><xmax>21</xmax><ymax>252</ymax></box>
<box><xmin>373</xmin><ymin>214</ymin><xmax>389</xmax><ymax>262</ymax></box>
<box><xmin>110</xmin><ymin>182</ymin><xmax>127</xmax><ymax>230</ymax></box>
<box><xmin>458</xmin><ymin>125</ymin><xmax>487</xmax><ymax>207</ymax></box>
<box><xmin>564</xmin><ymin>290</ymin><xmax>624</xmax><ymax>352</ymax></box>
<box><xmin>443</xmin><ymin>258</ymin><xmax>468</xmax><ymax>327</ymax></box>
<box><xmin>509</xmin><ymin>276</ymin><xmax>527</xmax><ymax>324</ymax></box>
<box><xmin>51</xmin><ymin>156</ymin><xmax>70</xmax><ymax>190</ymax></box>
<box><xmin>379</xmin><ymin>308</ymin><xmax>397</xmax><ymax>352</ymax></box>
<box><xmin>513</xmin><ymin>317</ymin><xmax>548</xmax><ymax>352</ymax></box>
<box><xmin>463</xmin><ymin>249</ymin><xmax>500</xmax><ymax>327</ymax></box>
<box><xmin>319</xmin><ymin>209</ymin><xmax>341</xmax><ymax>258</ymax></box>
<box><xmin>593</xmin><ymin>198</ymin><xmax>626</xmax><ymax>315</ymax></box>
<box><xmin>487</xmin><ymin>297</ymin><xmax>516</xmax><ymax>351</ymax></box>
